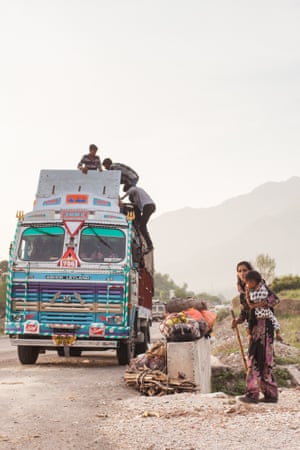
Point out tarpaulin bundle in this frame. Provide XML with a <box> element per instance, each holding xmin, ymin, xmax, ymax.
<box><xmin>165</xmin><ymin>297</ymin><xmax>207</xmax><ymax>313</ymax></box>
<box><xmin>129</xmin><ymin>341</ymin><xmax>166</xmax><ymax>372</ymax></box>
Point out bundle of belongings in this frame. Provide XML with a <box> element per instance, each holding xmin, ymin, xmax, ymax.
<box><xmin>128</xmin><ymin>341</ymin><xmax>166</xmax><ymax>372</ymax></box>
<box><xmin>125</xmin><ymin>341</ymin><xmax>198</xmax><ymax>396</ymax></box>
<box><xmin>159</xmin><ymin>297</ymin><xmax>217</xmax><ymax>342</ymax></box>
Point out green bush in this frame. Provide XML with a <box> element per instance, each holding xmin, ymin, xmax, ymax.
<box><xmin>211</xmin><ymin>369</ymin><xmax>245</xmax><ymax>395</ymax></box>
<box><xmin>211</xmin><ymin>367</ymin><xmax>294</xmax><ymax>396</ymax></box>
<box><xmin>271</xmin><ymin>275</ymin><xmax>300</xmax><ymax>293</ymax></box>
<box><xmin>216</xmin><ymin>308</ymin><xmax>231</xmax><ymax>322</ymax></box>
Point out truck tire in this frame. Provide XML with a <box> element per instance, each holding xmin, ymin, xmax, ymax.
<box><xmin>135</xmin><ymin>325</ymin><xmax>150</xmax><ymax>356</ymax></box>
<box><xmin>17</xmin><ymin>346</ymin><xmax>40</xmax><ymax>365</ymax></box>
<box><xmin>117</xmin><ymin>340</ymin><xmax>134</xmax><ymax>365</ymax></box>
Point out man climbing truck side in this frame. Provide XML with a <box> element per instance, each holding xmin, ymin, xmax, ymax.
<box><xmin>5</xmin><ymin>170</ymin><xmax>153</xmax><ymax>365</ymax></box>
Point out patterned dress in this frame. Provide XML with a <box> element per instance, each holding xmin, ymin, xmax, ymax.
<box><xmin>246</xmin><ymin>292</ymin><xmax>279</xmax><ymax>401</ymax></box>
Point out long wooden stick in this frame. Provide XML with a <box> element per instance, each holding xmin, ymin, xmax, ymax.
<box><xmin>231</xmin><ymin>310</ymin><xmax>247</xmax><ymax>371</ymax></box>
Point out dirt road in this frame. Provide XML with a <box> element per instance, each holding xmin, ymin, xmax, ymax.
<box><xmin>1</xmin><ymin>327</ymin><xmax>300</xmax><ymax>450</ymax></box>
<box><xmin>0</xmin><ymin>336</ymin><xmax>138</xmax><ymax>449</ymax></box>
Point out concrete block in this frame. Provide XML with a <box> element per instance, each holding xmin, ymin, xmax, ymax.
<box><xmin>167</xmin><ymin>338</ymin><xmax>211</xmax><ymax>393</ymax></box>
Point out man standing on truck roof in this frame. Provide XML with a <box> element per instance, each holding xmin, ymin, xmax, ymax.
<box><xmin>78</xmin><ymin>144</ymin><xmax>102</xmax><ymax>173</ymax></box>
<box><xmin>122</xmin><ymin>184</ymin><xmax>155</xmax><ymax>255</ymax></box>
<box><xmin>102</xmin><ymin>158</ymin><xmax>139</xmax><ymax>189</ymax></box>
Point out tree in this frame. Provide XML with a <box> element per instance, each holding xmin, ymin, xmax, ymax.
<box><xmin>153</xmin><ymin>272</ymin><xmax>223</xmax><ymax>304</ymax></box>
<box><xmin>255</xmin><ymin>254</ymin><xmax>276</xmax><ymax>284</ymax></box>
<box><xmin>174</xmin><ymin>282</ymin><xmax>194</xmax><ymax>299</ymax></box>
<box><xmin>154</xmin><ymin>273</ymin><xmax>193</xmax><ymax>302</ymax></box>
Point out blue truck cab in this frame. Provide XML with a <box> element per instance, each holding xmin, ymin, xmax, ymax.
<box><xmin>5</xmin><ymin>170</ymin><xmax>153</xmax><ymax>365</ymax></box>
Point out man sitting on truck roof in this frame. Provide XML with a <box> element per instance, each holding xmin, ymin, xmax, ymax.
<box><xmin>102</xmin><ymin>158</ymin><xmax>139</xmax><ymax>189</ymax></box>
<box><xmin>77</xmin><ymin>144</ymin><xmax>102</xmax><ymax>173</ymax></box>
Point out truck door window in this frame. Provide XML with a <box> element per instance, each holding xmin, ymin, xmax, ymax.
<box><xmin>79</xmin><ymin>228</ymin><xmax>125</xmax><ymax>262</ymax></box>
<box><xmin>18</xmin><ymin>226</ymin><xmax>65</xmax><ymax>262</ymax></box>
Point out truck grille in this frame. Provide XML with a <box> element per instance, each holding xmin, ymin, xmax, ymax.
<box><xmin>11</xmin><ymin>281</ymin><xmax>125</xmax><ymax>323</ymax></box>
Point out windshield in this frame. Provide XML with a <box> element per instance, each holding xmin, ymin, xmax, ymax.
<box><xmin>79</xmin><ymin>227</ymin><xmax>126</xmax><ymax>263</ymax></box>
<box><xmin>18</xmin><ymin>226</ymin><xmax>65</xmax><ymax>261</ymax></box>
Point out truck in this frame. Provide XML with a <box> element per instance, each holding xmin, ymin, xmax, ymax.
<box><xmin>151</xmin><ymin>300</ymin><xmax>166</xmax><ymax>321</ymax></box>
<box><xmin>5</xmin><ymin>169</ymin><xmax>153</xmax><ymax>365</ymax></box>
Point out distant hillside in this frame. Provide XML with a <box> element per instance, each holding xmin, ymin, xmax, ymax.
<box><xmin>150</xmin><ymin>177</ymin><xmax>300</xmax><ymax>297</ymax></box>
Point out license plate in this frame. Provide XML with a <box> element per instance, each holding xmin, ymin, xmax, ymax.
<box><xmin>52</xmin><ymin>334</ymin><xmax>76</xmax><ymax>346</ymax></box>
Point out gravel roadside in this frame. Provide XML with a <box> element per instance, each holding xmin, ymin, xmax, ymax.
<box><xmin>96</xmin><ymin>388</ymin><xmax>300</xmax><ymax>450</ymax></box>
<box><xmin>1</xmin><ymin>322</ymin><xmax>299</xmax><ymax>450</ymax></box>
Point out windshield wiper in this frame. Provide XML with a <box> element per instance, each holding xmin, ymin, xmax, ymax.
<box><xmin>87</xmin><ymin>226</ymin><xmax>113</xmax><ymax>250</ymax></box>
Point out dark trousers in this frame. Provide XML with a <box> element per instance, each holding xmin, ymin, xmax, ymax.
<box><xmin>134</xmin><ymin>203</ymin><xmax>155</xmax><ymax>248</ymax></box>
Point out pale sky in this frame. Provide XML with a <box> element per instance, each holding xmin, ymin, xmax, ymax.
<box><xmin>0</xmin><ymin>0</ymin><xmax>300</xmax><ymax>261</ymax></box>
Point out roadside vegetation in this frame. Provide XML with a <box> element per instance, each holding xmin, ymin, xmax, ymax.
<box><xmin>212</xmin><ymin>366</ymin><xmax>294</xmax><ymax>396</ymax></box>
<box><xmin>154</xmin><ymin>271</ymin><xmax>223</xmax><ymax>305</ymax></box>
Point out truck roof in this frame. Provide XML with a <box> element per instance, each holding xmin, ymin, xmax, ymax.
<box><xmin>34</xmin><ymin>170</ymin><xmax>121</xmax><ymax>213</ymax></box>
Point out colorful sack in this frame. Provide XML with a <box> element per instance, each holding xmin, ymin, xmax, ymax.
<box><xmin>198</xmin><ymin>309</ymin><xmax>217</xmax><ymax>330</ymax></box>
<box><xmin>159</xmin><ymin>312</ymin><xmax>204</xmax><ymax>341</ymax></box>
<box><xmin>183</xmin><ymin>307</ymin><xmax>216</xmax><ymax>330</ymax></box>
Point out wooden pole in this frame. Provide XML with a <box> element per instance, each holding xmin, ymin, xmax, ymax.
<box><xmin>231</xmin><ymin>310</ymin><xmax>247</xmax><ymax>371</ymax></box>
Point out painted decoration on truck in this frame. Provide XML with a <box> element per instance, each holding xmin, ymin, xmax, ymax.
<box><xmin>104</xmin><ymin>214</ymin><xmax>123</xmax><ymax>220</ymax></box>
<box><xmin>64</xmin><ymin>220</ymin><xmax>84</xmax><ymax>237</ymax></box>
<box><xmin>66</xmin><ymin>194</ymin><xmax>88</xmax><ymax>204</ymax></box>
<box><xmin>43</xmin><ymin>197</ymin><xmax>62</xmax><ymax>206</ymax></box>
<box><xmin>24</xmin><ymin>320</ymin><xmax>40</xmax><ymax>334</ymax></box>
<box><xmin>61</xmin><ymin>210</ymin><xmax>88</xmax><ymax>220</ymax></box>
<box><xmin>89</xmin><ymin>323</ymin><xmax>105</xmax><ymax>336</ymax></box>
<box><xmin>93</xmin><ymin>198</ymin><xmax>111</xmax><ymax>207</ymax></box>
<box><xmin>58</xmin><ymin>247</ymin><xmax>80</xmax><ymax>268</ymax></box>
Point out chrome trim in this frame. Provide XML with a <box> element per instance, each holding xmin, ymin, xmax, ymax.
<box><xmin>40</xmin><ymin>302</ymin><xmax>94</xmax><ymax>312</ymax></box>
<box><xmin>13</xmin><ymin>300</ymin><xmax>39</xmax><ymax>312</ymax></box>
<box><xmin>10</xmin><ymin>339</ymin><xmax>118</xmax><ymax>348</ymax></box>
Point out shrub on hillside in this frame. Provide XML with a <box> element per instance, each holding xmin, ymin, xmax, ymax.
<box><xmin>270</xmin><ymin>275</ymin><xmax>300</xmax><ymax>293</ymax></box>
<box><xmin>216</xmin><ymin>308</ymin><xmax>231</xmax><ymax>322</ymax></box>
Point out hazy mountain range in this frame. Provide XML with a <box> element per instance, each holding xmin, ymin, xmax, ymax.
<box><xmin>150</xmin><ymin>176</ymin><xmax>300</xmax><ymax>299</ymax></box>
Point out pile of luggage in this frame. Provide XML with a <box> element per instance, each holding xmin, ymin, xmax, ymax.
<box><xmin>159</xmin><ymin>297</ymin><xmax>217</xmax><ymax>342</ymax></box>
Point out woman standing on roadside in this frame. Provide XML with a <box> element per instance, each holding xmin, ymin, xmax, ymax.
<box><xmin>232</xmin><ymin>261</ymin><xmax>279</xmax><ymax>404</ymax></box>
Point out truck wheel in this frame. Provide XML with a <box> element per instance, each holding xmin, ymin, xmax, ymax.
<box><xmin>135</xmin><ymin>325</ymin><xmax>151</xmax><ymax>356</ymax></box>
<box><xmin>17</xmin><ymin>346</ymin><xmax>40</xmax><ymax>365</ymax></box>
<box><xmin>117</xmin><ymin>340</ymin><xmax>134</xmax><ymax>365</ymax></box>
